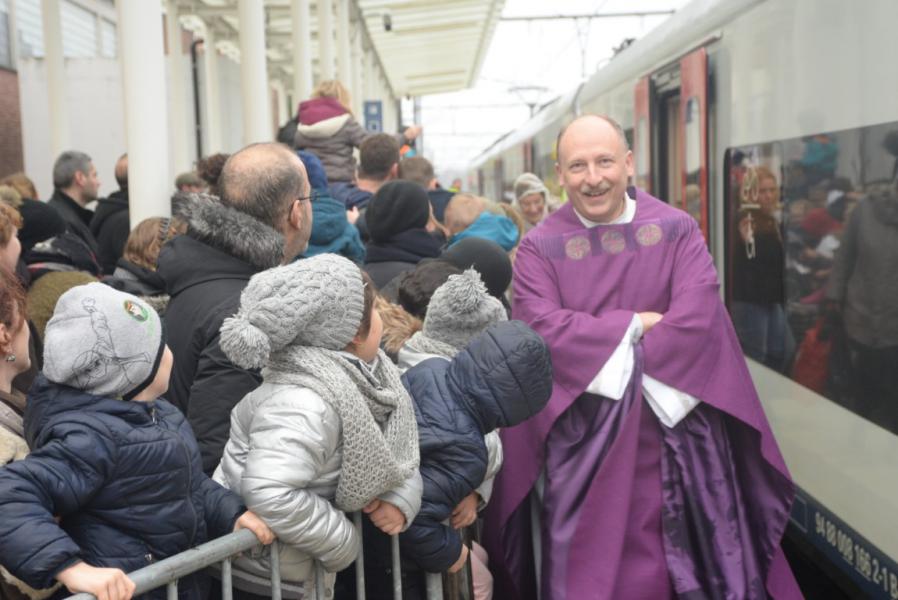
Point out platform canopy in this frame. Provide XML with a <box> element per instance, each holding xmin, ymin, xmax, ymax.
<box><xmin>176</xmin><ymin>0</ymin><xmax>504</xmax><ymax>97</ymax></box>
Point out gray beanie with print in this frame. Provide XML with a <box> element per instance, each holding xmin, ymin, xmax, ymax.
<box><xmin>43</xmin><ymin>282</ymin><xmax>166</xmax><ymax>400</ymax></box>
<box><xmin>423</xmin><ymin>268</ymin><xmax>507</xmax><ymax>352</ymax></box>
<box><xmin>220</xmin><ymin>254</ymin><xmax>366</xmax><ymax>369</ymax></box>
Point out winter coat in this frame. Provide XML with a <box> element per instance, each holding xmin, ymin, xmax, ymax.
<box><xmin>157</xmin><ymin>194</ymin><xmax>284</xmax><ymax>474</ymax></box>
<box><xmin>0</xmin><ymin>390</ymin><xmax>27</xmax><ymax>466</ymax></box>
<box><xmin>449</xmin><ymin>211</ymin><xmax>520</xmax><ymax>253</ymax></box>
<box><xmin>103</xmin><ymin>259</ymin><xmax>170</xmax><ymax>316</ymax></box>
<box><xmin>428</xmin><ymin>189</ymin><xmax>454</xmax><ymax>224</ymax></box>
<box><xmin>214</xmin><ymin>382</ymin><xmax>422</xmax><ymax>592</ymax></box>
<box><xmin>16</xmin><ymin>198</ymin><xmax>66</xmax><ymax>255</ymax></box>
<box><xmin>330</xmin><ymin>182</ymin><xmax>374</xmax><ymax>211</ymax></box>
<box><xmin>398</xmin><ymin>320</ymin><xmax>552</xmax><ymax>572</ymax></box>
<box><xmin>364</xmin><ymin>229</ymin><xmax>442</xmax><ymax>290</ymax></box>
<box><xmin>306</xmin><ymin>193</ymin><xmax>366</xmax><ymax>264</ymax></box>
<box><xmin>47</xmin><ymin>190</ymin><xmax>99</xmax><ymax>257</ymax></box>
<box><xmin>0</xmin><ymin>376</ymin><xmax>246</xmax><ymax>599</ymax></box>
<box><xmin>294</xmin><ymin>98</ymin><xmax>404</xmax><ymax>184</ymax></box>
<box><xmin>90</xmin><ymin>190</ymin><xmax>131</xmax><ymax>275</ymax></box>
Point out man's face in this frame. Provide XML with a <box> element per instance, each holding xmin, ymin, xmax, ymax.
<box><xmin>78</xmin><ymin>163</ymin><xmax>101</xmax><ymax>201</ymax></box>
<box><xmin>556</xmin><ymin>117</ymin><xmax>633</xmax><ymax>223</ymax></box>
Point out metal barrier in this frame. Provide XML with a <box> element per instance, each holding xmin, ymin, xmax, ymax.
<box><xmin>63</xmin><ymin>512</ymin><xmax>473</xmax><ymax>600</ymax></box>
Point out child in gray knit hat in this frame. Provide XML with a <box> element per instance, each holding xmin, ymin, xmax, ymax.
<box><xmin>213</xmin><ymin>253</ymin><xmax>422</xmax><ymax>598</ymax></box>
<box><xmin>0</xmin><ymin>283</ymin><xmax>273</xmax><ymax>600</ymax></box>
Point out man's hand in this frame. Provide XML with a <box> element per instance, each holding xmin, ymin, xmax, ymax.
<box><xmin>346</xmin><ymin>206</ymin><xmax>360</xmax><ymax>225</ymax></box>
<box><xmin>56</xmin><ymin>562</ymin><xmax>135</xmax><ymax>600</ymax></box>
<box><xmin>235</xmin><ymin>510</ymin><xmax>275</xmax><ymax>545</ymax></box>
<box><xmin>450</xmin><ymin>493</ymin><xmax>478</xmax><ymax>530</ymax></box>
<box><xmin>638</xmin><ymin>311</ymin><xmax>664</xmax><ymax>333</ymax></box>
<box><xmin>363</xmin><ymin>499</ymin><xmax>406</xmax><ymax>535</ymax></box>
<box><xmin>403</xmin><ymin>125</ymin><xmax>422</xmax><ymax>140</ymax></box>
<box><xmin>448</xmin><ymin>544</ymin><xmax>470</xmax><ymax>574</ymax></box>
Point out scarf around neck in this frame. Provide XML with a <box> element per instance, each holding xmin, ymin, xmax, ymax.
<box><xmin>403</xmin><ymin>330</ymin><xmax>459</xmax><ymax>359</ymax></box>
<box><xmin>264</xmin><ymin>346</ymin><xmax>419</xmax><ymax>512</ymax></box>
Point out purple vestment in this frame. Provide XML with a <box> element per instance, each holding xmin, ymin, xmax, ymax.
<box><xmin>483</xmin><ymin>189</ymin><xmax>801</xmax><ymax>599</ymax></box>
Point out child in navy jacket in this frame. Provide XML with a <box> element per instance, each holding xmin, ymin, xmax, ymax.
<box><xmin>0</xmin><ymin>283</ymin><xmax>273</xmax><ymax>600</ymax></box>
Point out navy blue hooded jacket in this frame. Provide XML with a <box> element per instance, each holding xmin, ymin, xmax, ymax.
<box><xmin>399</xmin><ymin>320</ymin><xmax>552</xmax><ymax>572</ymax></box>
<box><xmin>0</xmin><ymin>376</ymin><xmax>245</xmax><ymax>598</ymax></box>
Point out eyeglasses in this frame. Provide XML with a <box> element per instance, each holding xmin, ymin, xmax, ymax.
<box><xmin>295</xmin><ymin>191</ymin><xmax>319</xmax><ymax>204</ymax></box>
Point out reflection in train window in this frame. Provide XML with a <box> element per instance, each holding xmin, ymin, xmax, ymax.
<box><xmin>636</xmin><ymin>116</ymin><xmax>649</xmax><ymax>190</ymax></box>
<box><xmin>726</xmin><ymin>122</ymin><xmax>898</xmax><ymax>434</ymax></box>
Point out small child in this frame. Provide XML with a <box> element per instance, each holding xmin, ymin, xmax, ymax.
<box><xmin>214</xmin><ymin>254</ymin><xmax>422</xmax><ymax>599</ymax></box>
<box><xmin>443</xmin><ymin>194</ymin><xmax>519</xmax><ymax>252</ymax></box>
<box><xmin>0</xmin><ymin>283</ymin><xmax>273</xmax><ymax>600</ymax></box>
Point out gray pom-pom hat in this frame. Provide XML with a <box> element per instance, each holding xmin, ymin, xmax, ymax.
<box><xmin>422</xmin><ymin>268</ymin><xmax>507</xmax><ymax>352</ymax></box>
<box><xmin>220</xmin><ymin>254</ymin><xmax>366</xmax><ymax>369</ymax></box>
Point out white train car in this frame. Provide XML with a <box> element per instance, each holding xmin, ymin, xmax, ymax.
<box><xmin>471</xmin><ymin>0</ymin><xmax>898</xmax><ymax>596</ymax></box>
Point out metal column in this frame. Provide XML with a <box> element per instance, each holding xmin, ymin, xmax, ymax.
<box><xmin>116</xmin><ymin>0</ymin><xmax>171</xmax><ymax>225</ymax></box>
<box><xmin>291</xmin><ymin>0</ymin><xmax>313</xmax><ymax>102</ymax></box>
<box><xmin>237</xmin><ymin>0</ymin><xmax>272</xmax><ymax>144</ymax></box>
<box><xmin>40</xmin><ymin>0</ymin><xmax>70</xmax><ymax>156</ymax></box>
<box><xmin>201</xmin><ymin>24</ymin><xmax>222</xmax><ymax>154</ymax></box>
<box><xmin>336</xmin><ymin>0</ymin><xmax>352</xmax><ymax>86</ymax></box>
<box><xmin>166</xmin><ymin>1</ymin><xmax>192</xmax><ymax>172</ymax></box>
<box><xmin>318</xmin><ymin>0</ymin><xmax>335</xmax><ymax>80</ymax></box>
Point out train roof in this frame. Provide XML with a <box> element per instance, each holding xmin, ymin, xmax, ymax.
<box><xmin>469</xmin><ymin>0</ymin><xmax>764</xmax><ymax>169</ymax></box>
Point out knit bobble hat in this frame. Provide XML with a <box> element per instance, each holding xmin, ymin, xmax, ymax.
<box><xmin>365</xmin><ymin>180</ymin><xmax>431</xmax><ymax>242</ymax></box>
<box><xmin>43</xmin><ymin>282</ymin><xmax>166</xmax><ymax>400</ymax></box>
<box><xmin>423</xmin><ymin>268</ymin><xmax>507</xmax><ymax>351</ymax></box>
<box><xmin>220</xmin><ymin>254</ymin><xmax>365</xmax><ymax>369</ymax></box>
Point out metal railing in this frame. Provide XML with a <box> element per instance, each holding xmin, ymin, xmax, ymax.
<box><xmin>64</xmin><ymin>513</ymin><xmax>474</xmax><ymax>600</ymax></box>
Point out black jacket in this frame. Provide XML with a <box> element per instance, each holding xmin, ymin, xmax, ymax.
<box><xmin>399</xmin><ymin>320</ymin><xmax>552</xmax><ymax>572</ymax></box>
<box><xmin>90</xmin><ymin>189</ymin><xmax>131</xmax><ymax>275</ymax></box>
<box><xmin>363</xmin><ymin>229</ymin><xmax>442</xmax><ymax>290</ymax></box>
<box><xmin>0</xmin><ymin>377</ymin><xmax>245</xmax><ymax>598</ymax></box>
<box><xmin>157</xmin><ymin>194</ymin><xmax>283</xmax><ymax>474</ymax></box>
<box><xmin>47</xmin><ymin>190</ymin><xmax>99</xmax><ymax>257</ymax></box>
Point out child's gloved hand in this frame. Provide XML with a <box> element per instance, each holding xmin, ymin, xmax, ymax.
<box><xmin>450</xmin><ymin>493</ymin><xmax>479</xmax><ymax>530</ymax></box>
<box><xmin>448</xmin><ymin>544</ymin><xmax>470</xmax><ymax>574</ymax></box>
<box><xmin>56</xmin><ymin>561</ymin><xmax>136</xmax><ymax>600</ymax></box>
<box><xmin>234</xmin><ymin>510</ymin><xmax>276</xmax><ymax>545</ymax></box>
<box><xmin>363</xmin><ymin>499</ymin><xmax>406</xmax><ymax>535</ymax></box>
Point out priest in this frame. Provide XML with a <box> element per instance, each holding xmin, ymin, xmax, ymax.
<box><xmin>482</xmin><ymin>114</ymin><xmax>801</xmax><ymax>600</ymax></box>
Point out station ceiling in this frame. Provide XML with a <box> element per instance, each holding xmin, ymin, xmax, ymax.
<box><xmin>176</xmin><ymin>0</ymin><xmax>504</xmax><ymax>97</ymax></box>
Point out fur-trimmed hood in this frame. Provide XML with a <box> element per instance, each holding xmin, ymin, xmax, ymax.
<box><xmin>172</xmin><ymin>192</ymin><xmax>284</xmax><ymax>271</ymax></box>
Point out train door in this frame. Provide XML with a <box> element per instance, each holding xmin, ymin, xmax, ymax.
<box><xmin>680</xmin><ymin>48</ymin><xmax>710</xmax><ymax>240</ymax></box>
<box><xmin>633</xmin><ymin>77</ymin><xmax>652</xmax><ymax>193</ymax></box>
<box><xmin>642</xmin><ymin>47</ymin><xmax>711</xmax><ymax>241</ymax></box>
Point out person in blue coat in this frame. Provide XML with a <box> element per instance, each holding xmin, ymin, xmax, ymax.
<box><xmin>0</xmin><ymin>283</ymin><xmax>273</xmax><ymax>600</ymax></box>
<box><xmin>297</xmin><ymin>150</ymin><xmax>366</xmax><ymax>264</ymax></box>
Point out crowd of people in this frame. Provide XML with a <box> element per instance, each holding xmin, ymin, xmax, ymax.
<box><xmin>0</xmin><ymin>80</ymin><xmax>805</xmax><ymax>600</ymax></box>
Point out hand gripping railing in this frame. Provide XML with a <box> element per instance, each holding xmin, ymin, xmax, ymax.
<box><xmin>64</xmin><ymin>512</ymin><xmax>474</xmax><ymax>600</ymax></box>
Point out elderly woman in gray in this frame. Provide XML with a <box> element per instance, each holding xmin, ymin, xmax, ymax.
<box><xmin>513</xmin><ymin>172</ymin><xmax>557</xmax><ymax>231</ymax></box>
<box><xmin>214</xmin><ymin>254</ymin><xmax>422</xmax><ymax>599</ymax></box>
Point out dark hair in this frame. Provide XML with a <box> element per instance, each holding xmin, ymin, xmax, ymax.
<box><xmin>218</xmin><ymin>143</ymin><xmax>304</xmax><ymax>230</ymax></box>
<box><xmin>359</xmin><ymin>134</ymin><xmax>400</xmax><ymax>180</ymax></box>
<box><xmin>397</xmin><ymin>260</ymin><xmax>462</xmax><ymax>319</ymax></box>
<box><xmin>357</xmin><ymin>270</ymin><xmax>377</xmax><ymax>338</ymax></box>
<box><xmin>0</xmin><ymin>266</ymin><xmax>26</xmax><ymax>336</ymax></box>
<box><xmin>196</xmin><ymin>153</ymin><xmax>231</xmax><ymax>196</ymax></box>
<box><xmin>398</xmin><ymin>156</ymin><xmax>435</xmax><ymax>188</ymax></box>
<box><xmin>114</xmin><ymin>153</ymin><xmax>128</xmax><ymax>189</ymax></box>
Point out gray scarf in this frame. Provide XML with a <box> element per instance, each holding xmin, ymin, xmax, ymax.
<box><xmin>264</xmin><ymin>347</ymin><xmax>419</xmax><ymax>512</ymax></box>
<box><xmin>403</xmin><ymin>331</ymin><xmax>458</xmax><ymax>359</ymax></box>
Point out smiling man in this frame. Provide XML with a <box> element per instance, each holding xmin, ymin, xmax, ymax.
<box><xmin>483</xmin><ymin>115</ymin><xmax>801</xmax><ymax>600</ymax></box>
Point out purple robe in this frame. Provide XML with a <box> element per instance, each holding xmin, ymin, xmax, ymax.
<box><xmin>482</xmin><ymin>189</ymin><xmax>801</xmax><ymax>599</ymax></box>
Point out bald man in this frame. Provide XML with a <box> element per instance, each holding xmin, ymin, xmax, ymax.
<box><xmin>483</xmin><ymin>115</ymin><xmax>801</xmax><ymax>600</ymax></box>
<box><xmin>91</xmin><ymin>153</ymin><xmax>129</xmax><ymax>274</ymax></box>
<box><xmin>158</xmin><ymin>142</ymin><xmax>313</xmax><ymax>473</ymax></box>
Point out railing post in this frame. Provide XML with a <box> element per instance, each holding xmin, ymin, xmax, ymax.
<box><xmin>390</xmin><ymin>535</ymin><xmax>403</xmax><ymax>600</ymax></box>
<box><xmin>166</xmin><ymin>581</ymin><xmax>178</xmax><ymax>600</ymax></box>
<box><xmin>221</xmin><ymin>557</ymin><xmax>233</xmax><ymax>600</ymax></box>
<box><xmin>354</xmin><ymin>511</ymin><xmax>366</xmax><ymax>600</ymax></box>
<box><xmin>270</xmin><ymin>540</ymin><xmax>282</xmax><ymax>600</ymax></box>
<box><xmin>425</xmin><ymin>572</ymin><xmax>443</xmax><ymax>600</ymax></box>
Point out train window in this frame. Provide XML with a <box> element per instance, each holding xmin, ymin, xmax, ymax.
<box><xmin>663</xmin><ymin>95</ymin><xmax>682</xmax><ymax>209</ymax></box>
<box><xmin>725</xmin><ymin>121</ymin><xmax>898</xmax><ymax>434</ymax></box>
<box><xmin>636</xmin><ymin>116</ymin><xmax>650</xmax><ymax>189</ymax></box>
<box><xmin>684</xmin><ymin>97</ymin><xmax>702</xmax><ymax>225</ymax></box>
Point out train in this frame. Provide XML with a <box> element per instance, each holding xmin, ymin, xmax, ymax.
<box><xmin>469</xmin><ymin>0</ymin><xmax>898</xmax><ymax>597</ymax></box>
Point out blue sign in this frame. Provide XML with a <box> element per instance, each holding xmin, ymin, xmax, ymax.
<box><xmin>364</xmin><ymin>100</ymin><xmax>383</xmax><ymax>133</ymax></box>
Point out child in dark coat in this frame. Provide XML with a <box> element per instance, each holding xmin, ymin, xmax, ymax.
<box><xmin>0</xmin><ymin>283</ymin><xmax>273</xmax><ymax>600</ymax></box>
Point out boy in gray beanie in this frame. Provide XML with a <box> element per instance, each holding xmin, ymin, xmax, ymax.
<box><xmin>213</xmin><ymin>253</ymin><xmax>422</xmax><ymax>597</ymax></box>
<box><xmin>0</xmin><ymin>283</ymin><xmax>273</xmax><ymax>600</ymax></box>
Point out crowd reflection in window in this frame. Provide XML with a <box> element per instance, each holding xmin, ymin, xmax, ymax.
<box><xmin>727</xmin><ymin>125</ymin><xmax>898</xmax><ymax>434</ymax></box>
